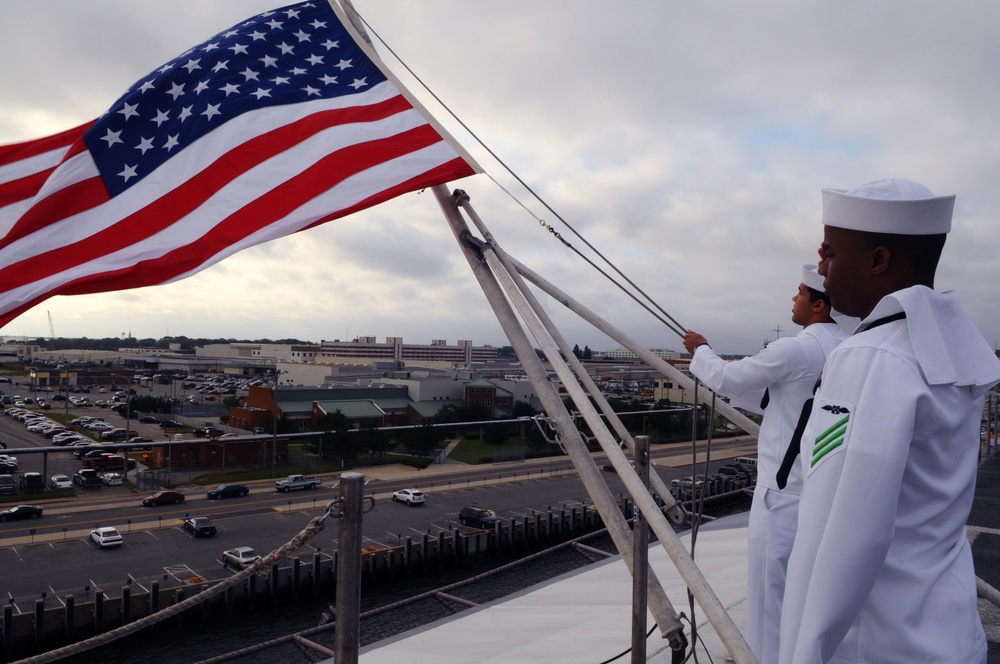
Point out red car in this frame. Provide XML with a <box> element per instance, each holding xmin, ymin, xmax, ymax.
<box><xmin>142</xmin><ymin>490</ymin><xmax>185</xmax><ymax>507</ymax></box>
<box><xmin>84</xmin><ymin>454</ymin><xmax>137</xmax><ymax>470</ymax></box>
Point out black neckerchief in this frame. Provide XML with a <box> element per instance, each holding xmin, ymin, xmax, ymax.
<box><xmin>855</xmin><ymin>311</ymin><xmax>907</xmax><ymax>334</ymax></box>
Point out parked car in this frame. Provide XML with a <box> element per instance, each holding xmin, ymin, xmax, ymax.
<box><xmin>90</xmin><ymin>527</ymin><xmax>123</xmax><ymax>548</ymax></box>
<box><xmin>73</xmin><ymin>469</ymin><xmax>102</xmax><ymax>488</ymax></box>
<box><xmin>76</xmin><ymin>447</ymin><xmax>114</xmax><ymax>459</ymax></box>
<box><xmin>458</xmin><ymin>506</ymin><xmax>499</xmax><ymax>529</ymax></box>
<box><xmin>158</xmin><ymin>420</ymin><xmax>182</xmax><ymax>429</ymax></box>
<box><xmin>138</xmin><ymin>416</ymin><xmax>161</xmax><ymax>424</ymax></box>
<box><xmin>52</xmin><ymin>432</ymin><xmax>84</xmax><ymax>446</ymax></box>
<box><xmin>183</xmin><ymin>517</ymin><xmax>218</xmax><ymax>537</ymax></box>
<box><xmin>85</xmin><ymin>422</ymin><xmax>115</xmax><ymax>432</ymax></box>
<box><xmin>142</xmin><ymin>490</ymin><xmax>185</xmax><ymax>506</ymax></box>
<box><xmin>0</xmin><ymin>474</ymin><xmax>16</xmax><ymax>495</ymax></box>
<box><xmin>84</xmin><ymin>454</ymin><xmax>137</xmax><ymax>470</ymax></box>
<box><xmin>223</xmin><ymin>546</ymin><xmax>261</xmax><ymax>568</ymax></box>
<box><xmin>716</xmin><ymin>466</ymin><xmax>749</xmax><ymax>484</ymax></box>
<box><xmin>207</xmin><ymin>483</ymin><xmax>249</xmax><ymax>500</ymax></box>
<box><xmin>19</xmin><ymin>472</ymin><xmax>45</xmax><ymax>493</ymax></box>
<box><xmin>50</xmin><ymin>474</ymin><xmax>73</xmax><ymax>490</ymax></box>
<box><xmin>100</xmin><ymin>427</ymin><xmax>135</xmax><ymax>440</ymax></box>
<box><xmin>0</xmin><ymin>504</ymin><xmax>43</xmax><ymax>522</ymax></box>
<box><xmin>730</xmin><ymin>462</ymin><xmax>757</xmax><ymax>480</ymax></box>
<box><xmin>102</xmin><ymin>473</ymin><xmax>124</xmax><ymax>487</ymax></box>
<box><xmin>392</xmin><ymin>488</ymin><xmax>426</xmax><ymax>506</ymax></box>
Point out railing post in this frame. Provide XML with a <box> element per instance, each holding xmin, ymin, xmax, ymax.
<box><xmin>632</xmin><ymin>435</ymin><xmax>650</xmax><ymax>664</ymax></box>
<box><xmin>335</xmin><ymin>472</ymin><xmax>365</xmax><ymax>664</ymax></box>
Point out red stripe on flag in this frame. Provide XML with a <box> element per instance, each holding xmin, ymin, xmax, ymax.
<box><xmin>0</xmin><ymin>154</ymin><xmax>474</xmax><ymax>329</ymax></box>
<box><xmin>0</xmin><ymin>122</ymin><xmax>91</xmax><ymax>168</ymax></box>
<box><xmin>301</xmin><ymin>157</ymin><xmax>476</xmax><ymax>233</ymax></box>
<box><xmin>0</xmin><ymin>168</ymin><xmax>58</xmax><ymax>209</ymax></box>
<box><xmin>3</xmin><ymin>95</ymin><xmax>415</xmax><ymax>251</ymax></box>
<box><xmin>0</xmin><ymin>118</ymin><xmax>464</xmax><ymax>294</ymax></box>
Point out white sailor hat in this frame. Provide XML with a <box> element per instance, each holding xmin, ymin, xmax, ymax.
<box><xmin>822</xmin><ymin>178</ymin><xmax>954</xmax><ymax>235</ymax></box>
<box><xmin>801</xmin><ymin>264</ymin><xmax>825</xmax><ymax>292</ymax></box>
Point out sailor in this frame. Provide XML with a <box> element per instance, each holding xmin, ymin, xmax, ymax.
<box><xmin>683</xmin><ymin>265</ymin><xmax>847</xmax><ymax>664</ymax></box>
<box><xmin>778</xmin><ymin>179</ymin><xmax>1000</xmax><ymax>663</ymax></box>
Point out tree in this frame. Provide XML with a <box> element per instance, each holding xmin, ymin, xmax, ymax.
<box><xmin>310</xmin><ymin>410</ymin><xmax>364</xmax><ymax>467</ymax></box>
<box><xmin>400</xmin><ymin>421</ymin><xmax>439</xmax><ymax>458</ymax></box>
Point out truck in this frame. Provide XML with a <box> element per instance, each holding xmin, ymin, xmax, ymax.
<box><xmin>274</xmin><ymin>474</ymin><xmax>322</xmax><ymax>493</ymax></box>
<box><xmin>84</xmin><ymin>454</ymin><xmax>137</xmax><ymax>470</ymax></box>
<box><xmin>19</xmin><ymin>472</ymin><xmax>45</xmax><ymax>494</ymax></box>
<box><xmin>0</xmin><ymin>474</ymin><xmax>15</xmax><ymax>495</ymax></box>
<box><xmin>73</xmin><ymin>468</ymin><xmax>102</xmax><ymax>488</ymax></box>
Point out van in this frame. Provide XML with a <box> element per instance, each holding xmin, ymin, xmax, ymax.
<box><xmin>0</xmin><ymin>474</ymin><xmax>15</xmax><ymax>495</ymax></box>
<box><xmin>458</xmin><ymin>506</ymin><xmax>499</xmax><ymax>529</ymax></box>
<box><xmin>734</xmin><ymin>457</ymin><xmax>758</xmax><ymax>468</ymax></box>
<box><xmin>19</xmin><ymin>472</ymin><xmax>45</xmax><ymax>494</ymax></box>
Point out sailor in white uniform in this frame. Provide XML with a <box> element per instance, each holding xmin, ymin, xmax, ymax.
<box><xmin>779</xmin><ymin>179</ymin><xmax>1000</xmax><ymax>664</ymax></box>
<box><xmin>683</xmin><ymin>265</ymin><xmax>847</xmax><ymax>664</ymax></box>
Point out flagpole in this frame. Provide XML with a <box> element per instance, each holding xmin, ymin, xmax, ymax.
<box><xmin>432</xmin><ymin>184</ymin><xmax>692</xmax><ymax>652</ymax></box>
<box><xmin>454</xmin><ymin>196</ymin><xmax>689</xmax><ymax>526</ymax></box>
<box><xmin>436</xmin><ymin>185</ymin><xmax>759</xmax><ymax>663</ymax></box>
<box><xmin>330</xmin><ymin>0</ymin><xmax>483</xmax><ymax>174</ymax></box>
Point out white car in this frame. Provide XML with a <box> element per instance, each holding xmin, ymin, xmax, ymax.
<box><xmin>392</xmin><ymin>488</ymin><xmax>426</xmax><ymax>506</ymax></box>
<box><xmin>90</xmin><ymin>527</ymin><xmax>123</xmax><ymax>548</ymax></box>
<box><xmin>102</xmin><ymin>473</ymin><xmax>123</xmax><ymax>487</ymax></box>
<box><xmin>85</xmin><ymin>422</ymin><xmax>115</xmax><ymax>432</ymax></box>
<box><xmin>223</xmin><ymin>546</ymin><xmax>261</xmax><ymax>568</ymax></box>
<box><xmin>26</xmin><ymin>421</ymin><xmax>55</xmax><ymax>433</ymax></box>
<box><xmin>50</xmin><ymin>474</ymin><xmax>73</xmax><ymax>490</ymax></box>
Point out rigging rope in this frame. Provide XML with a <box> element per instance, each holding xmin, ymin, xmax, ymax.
<box><xmin>355</xmin><ymin>12</ymin><xmax>689</xmax><ymax>340</ymax></box>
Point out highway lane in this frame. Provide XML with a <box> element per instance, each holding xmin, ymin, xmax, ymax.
<box><xmin>0</xmin><ymin>432</ymin><xmax>755</xmax><ymax>541</ymax></box>
<box><xmin>0</xmin><ymin>438</ymin><xmax>756</xmax><ymax>609</ymax></box>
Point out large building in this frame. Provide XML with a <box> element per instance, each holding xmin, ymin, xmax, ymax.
<box><xmin>603</xmin><ymin>347</ymin><xmax>682</xmax><ymax>361</ymax></box>
<box><xmin>319</xmin><ymin>337</ymin><xmax>498</xmax><ymax>365</ymax></box>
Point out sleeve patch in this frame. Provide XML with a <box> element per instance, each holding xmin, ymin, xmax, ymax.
<box><xmin>807</xmin><ymin>400</ymin><xmax>853</xmax><ymax>475</ymax></box>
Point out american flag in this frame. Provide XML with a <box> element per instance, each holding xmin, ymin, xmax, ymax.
<box><xmin>0</xmin><ymin>1</ymin><xmax>477</xmax><ymax>328</ymax></box>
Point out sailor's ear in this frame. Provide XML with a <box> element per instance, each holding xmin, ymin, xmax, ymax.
<box><xmin>870</xmin><ymin>245</ymin><xmax>891</xmax><ymax>275</ymax></box>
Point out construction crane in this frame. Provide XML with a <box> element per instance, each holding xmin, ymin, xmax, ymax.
<box><xmin>47</xmin><ymin>310</ymin><xmax>55</xmax><ymax>339</ymax></box>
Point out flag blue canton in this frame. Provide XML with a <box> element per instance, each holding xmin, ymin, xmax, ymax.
<box><xmin>84</xmin><ymin>1</ymin><xmax>387</xmax><ymax>197</ymax></box>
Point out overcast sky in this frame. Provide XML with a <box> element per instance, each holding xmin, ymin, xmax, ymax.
<box><xmin>2</xmin><ymin>1</ymin><xmax>999</xmax><ymax>355</ymax></box>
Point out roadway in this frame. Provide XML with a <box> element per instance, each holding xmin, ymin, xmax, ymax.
<box><xmin>0</xmin><ymin>433</ymin><xmax>757</xmax><ymax>610</ymax></box>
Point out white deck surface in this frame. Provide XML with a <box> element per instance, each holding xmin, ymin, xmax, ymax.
<box><xmin>359</xmin><ymin>512</ymin><xmax>750</xmax><ymax>663</ymax></box>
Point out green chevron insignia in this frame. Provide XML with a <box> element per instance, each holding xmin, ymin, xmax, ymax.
<box><xmin>811</xmin><ymin>411</ymin><xmax>850</xmax><ymax>468</ymax></box>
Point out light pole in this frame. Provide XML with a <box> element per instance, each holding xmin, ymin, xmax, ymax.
<box><xmin>62</xmin><ymin>372</ymin><xmax>70</xmax><ymax>421</ymax></box>
<box><xmin>271</xmin><ymin>369</ymin><xmax>288</xmax><ymax>478</ymax></box>
<box><xmin>111</xmin><ymin>373</ymin><xmax>133</xmax><ymax>482</ymax></box>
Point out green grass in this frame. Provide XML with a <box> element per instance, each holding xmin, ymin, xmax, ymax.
<box><xmin>447</xmin><ymin>438</ymin><xmax>527</xmax><ymax>464</ymax></box>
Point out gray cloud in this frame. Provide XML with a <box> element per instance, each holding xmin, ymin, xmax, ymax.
<box><xmin>3</xmin><ymin>1</ymin><xmax>999</xmax><ymax>354</ymax></box>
